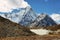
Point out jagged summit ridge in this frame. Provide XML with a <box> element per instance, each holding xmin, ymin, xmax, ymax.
<box><xmin>19</xmin><ymin>6</ymin><xmax>37</xmax><ymax>26</ymax></box>
<box><xmin>29</xmin><ymin>13</ymin><xmax>57</xmax><ymax>27</ymax></box>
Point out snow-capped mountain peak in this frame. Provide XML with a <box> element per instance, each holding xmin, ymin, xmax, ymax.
<box><xmin>19</xmin><ymin>6</ymin><xmax>37</xmax><ymax>26</ymax></box>
<box><xmin>36</xmin><ymin>13</ymin><xmax>47</xmax><ymax>21</ymax></box>
<box><xmin>0</xmin><ymin>6</ymin><xmax>37</xmax><ymax>26</ymax></box>
<box><xmin>0</xmin><ymin>6</ymin><xmax>57</xmax><ymax>27</ymax></box>
<box><xmin>29</xmin><ymin>13</ymin><xmax>57</xmax><ymax>27</ymax></box>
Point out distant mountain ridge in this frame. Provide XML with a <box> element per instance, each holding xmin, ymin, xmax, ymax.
<box><xmin>0</xmin><ymin>6</ymin><xmax>57</xmax><ymax>27</ymax></box>
<box><xmin>29</xmin><ymin>13</ymin><xmax>57</xmax><ymax>28</ymax></box>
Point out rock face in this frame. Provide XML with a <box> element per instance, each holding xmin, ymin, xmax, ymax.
<box><xmin>29</xmin><ymin>13</ymin><xmax>57</xmax><ymax>27</ymax></box>
<box><xmin>0</xmin><ymin>16</ymin><xmax>36</xmax><ymax>37</ymax></box>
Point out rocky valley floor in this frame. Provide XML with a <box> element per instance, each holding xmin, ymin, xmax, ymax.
<box><xmin>0</xmin><ymin>35</ymin><xmax>60</xmax><ymax>40</ymax></box>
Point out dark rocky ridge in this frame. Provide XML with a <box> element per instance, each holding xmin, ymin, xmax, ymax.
<box><xmin>29</xmin><ymin>14</ymin><xmax>57</xmax><ymax>28</ymax></box>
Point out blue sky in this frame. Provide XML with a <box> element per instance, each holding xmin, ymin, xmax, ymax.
<box><xmin>25</xmin><ymin>0</ymin><xmax>60</xmax><ymax>14</ymax></box>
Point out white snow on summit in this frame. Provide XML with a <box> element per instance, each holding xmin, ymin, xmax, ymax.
<box><xmin>0</xmin><ymin>6</ymin><xmax>37</xmax><ymax>26</ymax></box>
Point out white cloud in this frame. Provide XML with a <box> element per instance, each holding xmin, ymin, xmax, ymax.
<box><xmin>50</xmin><ymin>13</ymin><xmax>60</xmax><ymax>24</ymax></box>
<box><xmin>0</xmin><ymin>0</ymin><xmax>30</xmax><ymax>12</ymax></box>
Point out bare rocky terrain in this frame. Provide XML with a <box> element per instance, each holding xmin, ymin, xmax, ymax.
<box><xmin>0</xmin><ymin>16</ymin><xmax>36</xmax><ymax>37</ymax></box>
<box><xmin>0</xmin><ymin>35</ymin><xmax>60</xmax><ymax>40</ymax></box>
<box><xmin>0</xmin><ymin>16</ymin><xmax>60</xmax><ymax>40</ymax></box>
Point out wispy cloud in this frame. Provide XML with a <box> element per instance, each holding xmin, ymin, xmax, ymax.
<box><xmin>50</xmin><ymin>13</ymin><xmax>60</xmax><ymax>24</ymax></box>
<box><xmin>0</xmin><ymin>0</ymin><xmax>30</xmax><ymax>12</ymax></box>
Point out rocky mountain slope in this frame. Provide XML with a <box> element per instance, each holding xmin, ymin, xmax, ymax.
<box><xmin>0</xmin><ymin>6</ymin><xmax>37</xmax><ymax>26</ymax></box>
<box><xmin>0</xmin><ymin>16</ymin><xmax>36</xmax><ymax>37</ymax></box>
<box><xmin>0</xmin><ymin>6</ymin><xmax>57</xmax><ymax>27</ymax></box>
<box><xmin>29</xmin><ymin>13</ymin><xmax>57</xmax><ymax>28</ymax></box>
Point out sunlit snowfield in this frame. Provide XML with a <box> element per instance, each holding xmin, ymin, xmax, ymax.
<box><xmin>30</xmin><ymin>29</ymin><xmax>52</xmax><ymax>35</ymax></box>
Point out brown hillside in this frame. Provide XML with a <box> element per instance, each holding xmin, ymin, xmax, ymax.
<box><xmin>29</xmin><ymin>24</ymin><xmax>60</xmax><ymax>31</ymax></box>
<box><xmin>0</xmin><ymin>16</ymin><xmax>36</xmax><ymax>37</ymax></box>
<box><xmin>44</xmin><ymin>24</ymin><xmax>60</xmax><ymax>31</ymax></box>
<box><xmin>0</xmin><ymin>35</ymin><xmax>60</xmax><ymax>40</ymax></box>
